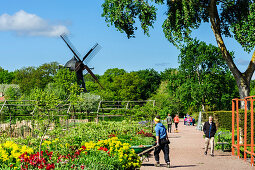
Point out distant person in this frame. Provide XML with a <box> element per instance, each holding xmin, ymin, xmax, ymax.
<box><xmin>187</xmin><ymin>116</ymin><xmax>190</xmax><ymax>126</ymax></box>
<box><xmin>184</xmin><ymin>116</ymin><xmax>187</xmax><ymax>125</ymax></box>
<box><xmin>173</xmin><ymin>115</ymin><xmax>180</xmax><ymax>131</ymax></box>
<box><xmin>189</xmin><ymin>117</ymin><xmax>193</xmax><ymax>126</ymax></box>
<box><xmin>203</xmin><ymin>116</ymin><xmax>217</xmax><ymax>157</ymax></box>
<box><xmin>154</xmin><ymin>115</ymin><xmax>170</xmax><ymax>168</ymax></box>
<box><xmin>166</xmin><ymin>114</ymin><xmax>173</xmax><ymax>133</ymax></box>
<box><xmin>192</xmin><ymin>117</ymin><xmax>195</xmax><ymax>126</ymax></box>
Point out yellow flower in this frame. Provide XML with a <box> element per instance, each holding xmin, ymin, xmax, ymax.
<box><xmin>53</xmin><ymin>138</ymin><xmax>59</xmax><ymax>143</ymax></box>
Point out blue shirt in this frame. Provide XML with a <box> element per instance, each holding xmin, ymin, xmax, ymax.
<box><xmin>209</xmin><ymin>123</ymin><xmax>212</xmax><ymax>138</ymax></box>
<box><xmin>155</xmin><ymin>122</ymin><xmax>167</xmax><ymax>139</ymax></box>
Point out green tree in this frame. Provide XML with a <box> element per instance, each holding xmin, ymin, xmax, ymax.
<box><xmin>0</xmin><ymin>67</ymin><xmax>14</xmax><ymax>84</ymax></box>
<box><xmin>12</xmin><ymin>67</ymin><xmax>43</xmax><ymax>94</ymax></box>
<box><xmin>91</xmin><ymin>69</ymin><xmax>146</xmax><ymax>101</ymax></box>
<box><xmin>12</xmin><ymin>62</ymin><xmax>61</xmax><ymax>94</ymax></box>
<box><xmin>136</xmin><ymin>69</ymin><xmax>161</xmax><ymax>100</ymax></box>
<box><xmin>174</xmin><ymin>40</ymin><xmax>238</xmax><ymax>112</ymax></box>
<box><xmin>52</xmin><ymin>68</ymin><xmax>78</xmax><ymax>93</ymax></box>
<box><xmin>178</xmin><ymin>40</ymin><xmax>238</xmax><ymax>111</ymax></box>
<box><xmin>4</xmin><ymin>86</ymin><xmax>21</xmax><ymax>100</ymax></box>
<box><xmin>101</xmin><ymin>0</ymin><xmax>255</xmax><ymax>103</ymax></box>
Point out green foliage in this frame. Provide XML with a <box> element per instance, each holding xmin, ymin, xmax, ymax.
<box><xmin>202</xmin><ymin>111</ymin><xmax>232</xmax><ymax>131</ymax></box>
<box><xmin>152</xmin><ymin>80</ymin><xmax>182</xmax><ymax>116</ymax></box>
<box><xmin>12</xmin><ymin>62</ymin><xmax>61</xmax><ymax>94</ymax></box>
<box><xmin>76</xmin><ymin>93</ymin><xmax>101</xmax><ymax>113</ymax></box>
<box><xmin>0</xmin><ymin>84</ymin><xmax>19</xmax><ymax>96</ymax></box>
<box><xmin>92</xmin><ymin>69</ymin><xmax>146</xmax><ymax>101</ymax></box>
<box><xmin>0</xmin><ymin>67</ymin><xmax>14</xmax><ymax>84</ymax></box>
<box><xmin>29</xmin><ymin>88</ymin><xmax>60</xmax><ymax>111</ymax></box>
<box><xmin>102</xmin><ymin>0</ymin><xmax>255</xmax><ymax>52</ymax></box>
<box><xmin>154</xmin><ymin>40</ymin><xmax>238</xmax><ymax>115</ymax></box>
<box><xmin>177</xmin><ymin>40</ymin><xmax>238</xmax><ymax>112</ymax></box>
<box><xmin>214</xmin><ymin>128</ymin><xmax>232</xmax><ymax>151</ymax></box>
<box><xmin>136</xmin><ymin>69</ymin><xmax>161</xmax><ymax>100</ymax></box>
<box><xmin>101</xmin><ymin>0</ymin><xmax>255</xmax><ymax>102</ymax></box>
<box><xmin>4</xmin><ymin>86</ymin><xmax>21</xmax><ymax>100</ymax></box>
<box><xmin>102</xmin><ymin>0</ymin><xmax>161</xmax><ymax>38</ymax></box>
<box><xmin>52</xmin><ymin>68</ymin><xmax>78</xmax><ymax>93</ymax></box>
<box><xmin>229</xmin><ymin>2</ymin><xmax>255</xmax><ymax>52</ymax></box>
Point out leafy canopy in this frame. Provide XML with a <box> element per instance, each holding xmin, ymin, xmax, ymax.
<box><xmin>102</xmin><ymin>0</ymin><xmax>255</xmax><ymax>52</ymax></box>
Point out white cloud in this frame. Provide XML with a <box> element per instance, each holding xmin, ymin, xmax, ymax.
<box><xmin>0</xmin><ymin>10</ymin><xmax>69</xmax><ymax>37</ymax></box>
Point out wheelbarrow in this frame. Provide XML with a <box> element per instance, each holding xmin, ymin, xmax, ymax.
<box><xmin>130</xmin><ymin>145</ymin><xmax>157</xmax><ymax>161</ymax></box>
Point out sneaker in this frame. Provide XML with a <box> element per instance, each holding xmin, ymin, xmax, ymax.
<box><xmin>154</xmin><ymin>162</ymin><xmax>160</xmax><ymax>167</ymax></box>
<box><xmin>211</xmin><ymin>154</ymin><xmax>214</xmax><ymax>157</ymax></box>
<box><xmin>204</xmin><ymin>151</ymin><xmax>207</xmax><ymax>155</ymax></box>
<box><xmin>167</xmin><ymin>162</ymin><xmax>170</xmax><ymax>168</ymax></box>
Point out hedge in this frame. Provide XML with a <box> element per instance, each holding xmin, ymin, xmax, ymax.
<box><xmin>202</xmin><ymin>110</ymin><xmax>255</xmax><ymax>144</ymax></box>
<box><xmin>202</xmin><ymin>111</ymin><xmax>232</xmax><ymax>131</ymax></box>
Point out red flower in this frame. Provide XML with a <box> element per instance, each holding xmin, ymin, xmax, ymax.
<box><xmin>10</xmin><ymin>164</ymin><xmax>13</xmax><ymax>167</ymax></box>
<box><xmin>108</xmin><ymin>133</ymin><xmax>116</xmax><ymax>138</ymax></box>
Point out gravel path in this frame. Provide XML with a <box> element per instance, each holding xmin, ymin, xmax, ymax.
<box><xmin>140</xmin><ymin>120</ymin><xmax>254</xmax><ymax>170</ymax></box>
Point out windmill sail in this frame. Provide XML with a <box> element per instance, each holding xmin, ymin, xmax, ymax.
<box><xmin>83</xmin><ymin>43</ymin><xmax>102</xmax><ymax>65</ymax></box>
<box><xmin>60</xmin><ymin>34</ymin><xmax>82</xmax><ymax>61</ymax></box>
<box><xmin>60</xmin><ymin>33</ymin><xmax>104</xmax><ymax>92</ymax></box>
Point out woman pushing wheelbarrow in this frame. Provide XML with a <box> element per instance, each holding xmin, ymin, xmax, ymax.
<box><xmin>154</xmin><ymin>115</ymin><xmax>170</xmax><ymax>168</ymax></box>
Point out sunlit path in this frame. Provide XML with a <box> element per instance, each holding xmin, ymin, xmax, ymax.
<box><xmin>141</xmin><ymin>120</ymin><xmax>253</xmax><ymax>170</ymax></box>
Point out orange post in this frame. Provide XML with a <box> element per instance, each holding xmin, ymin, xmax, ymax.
<box><xmin>232</xmin><ymin>99</ymin><xmax>235</xmax><ymax>155</ymax></box>
<box><xmin>244</xmin><ymin>99</ymin><xmax>247</xmax><ymax>160</ymax></box>
<box><xmin>236</xmin><ymin>100</ymin><xmax>240</xmax><ymax>158</ymax></box>
<box><xmin>251</xmin><ymin>99</ymin><xmax>254</xmax><ymax>166</ymax></box>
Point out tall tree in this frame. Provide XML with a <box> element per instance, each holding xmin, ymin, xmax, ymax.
<box><xmin>136</xmin><ymin>69</ymin><xmax>161</xmax><ymax>99</ymax></box>
<box><xmin>177</xmin><ymin>40</ymin><xmax>238</xmax><ymax>111</ymax></box>
<box><xmin>0</xmin><ymin>67</ymin><xmax>14</xmax><ymax>84</ymax></box>
<box><xmin>101</xmin><ymin>0</ymin><xmax>255</xmax><ymax>104</ymax></box>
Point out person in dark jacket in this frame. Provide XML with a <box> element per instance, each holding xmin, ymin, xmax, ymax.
<box><xmin>154</xmin><ymin>115</ymin><xmax>170</xmax><ymax>168</ymax></box>
<box><xmin>203</xmin><ymin>116</ymin><xmax>217</xmax><ymax>156</ymax></box>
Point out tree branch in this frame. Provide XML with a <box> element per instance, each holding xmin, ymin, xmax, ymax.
<box><xmin>208</xmin><ymin>0</ymin><xmax>241</xmax><ymax>80</ymax></box>
<box><xmin>245</xmin><ymin>50</ymin><xmax>255</xmax><ymax>82</ymax></box>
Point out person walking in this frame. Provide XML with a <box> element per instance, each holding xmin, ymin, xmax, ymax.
<box><xmin>166</xmin><ymin>114</ymin><xmax>172</xmax><ymax>133</ymax></box>
<box><xmin>203</xmin><ymin>116</ymin><xmax>217</xmax><ymax>157</ymax></box>
<box><xmin>173</xmin><ymin>115</ymin><xmax>180</xmax><ymax>132</ymax></box>
<box><xmin>154</xmin><ymin>115</ymin><xmax>170</xmax><ymax>168</ymax></box>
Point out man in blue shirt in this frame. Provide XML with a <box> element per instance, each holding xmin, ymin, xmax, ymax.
<box><xmin>154</xmin><ymin>115</ymin><xmax>170</xmax><ymax>168</ymax></box>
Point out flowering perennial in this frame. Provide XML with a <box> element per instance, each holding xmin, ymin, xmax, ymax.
<box><xmin>0</xmin><ymin>141</ymin><xmax>33</xmax><ymax>168</ymax></box>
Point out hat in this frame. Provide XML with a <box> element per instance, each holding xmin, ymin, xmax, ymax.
<box><xmin>154</xmin><ymin>115</ymin><xmax>160</xmax><ymax>122</ymax></box>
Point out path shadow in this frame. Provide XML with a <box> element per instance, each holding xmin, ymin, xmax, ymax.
<box><xmin>141</xmin><ymin>163</ymin><xmax>155</xmax><ymax>167</ymax></box>
<box><xmin>142</xmin><ymin>164</ymin><xmax>197</xmax><ymax>168</ymax></box>
<box><xmin>215</xmin><ymin>154</ymin><xmax>231</xmax><ymax>157</ymax></box>
<box><xmin>169</xmin><ymin>136</ymin><xmax>181</xmax><ymax>138</ymax></box>
<box><xmin>170</xmin><ymin>165</ymin><xmax>197</xmax><ymax>168</ymax></box>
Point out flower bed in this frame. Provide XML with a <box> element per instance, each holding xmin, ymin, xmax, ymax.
<box><xmin>0</xmin><ymin>121</ymin><xmax>155</xmax><ymax>169</ymax></box>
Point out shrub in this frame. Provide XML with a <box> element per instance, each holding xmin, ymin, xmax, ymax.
<box><xmin>202</xmin><ymin>111</ymin><xmax>232</xmax><ymax>130</ymax></box>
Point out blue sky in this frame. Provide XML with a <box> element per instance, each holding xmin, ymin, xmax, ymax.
<box><xmin>0</xmin><ymin>0</ymin><xmax>252</xmax><ymax>75</ymax></box>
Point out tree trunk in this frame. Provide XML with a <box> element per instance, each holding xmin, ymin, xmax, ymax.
<box><xmin>209</xmin><ymin>0</ymin><xmax>255</xmax><ymax>144</ymax></box>
<box><xmin>236</xmin><ymin>75</ymin><xmax>250</xmax><ymax>108</ymax></box>
<box><xmin>208</xmin><ymin>0</ymin><xmax>255</xmax><ymax>108</ymax></box>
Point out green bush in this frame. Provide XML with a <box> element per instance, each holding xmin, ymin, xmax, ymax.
<box><xmin>214</xmin><ymin>128</ymin><xmax>232</xmax><ymax>151</ymax></box>
<box><xmin>202</xmin><ymin>111</ymin><xmax>232</xmax><ymax>130</ymax></box>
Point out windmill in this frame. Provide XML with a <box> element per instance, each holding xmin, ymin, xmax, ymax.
<box><xmin>60</xmin><ymin>34</ymin><xmax>103</xmax><ymax>92</ymax></box>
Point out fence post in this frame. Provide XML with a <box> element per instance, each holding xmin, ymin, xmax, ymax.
<box><xmin>244</xmin><ymin>99</ymin><xmax>248</xmax><ymax>160</ymax></box>
<box><xmin>232</xmin><ymin>99</ymin><xmax>235</xmax><ymax>156</ymax></box>
<box><xmin>251</xmin><ymin>99</ymin><xmax>254</xmax><ymax>166</ymax></box>
<box><xmin>236</xmin><ymin>100</ymin><xmax>240</xmax><ymax>158</ymax></box>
